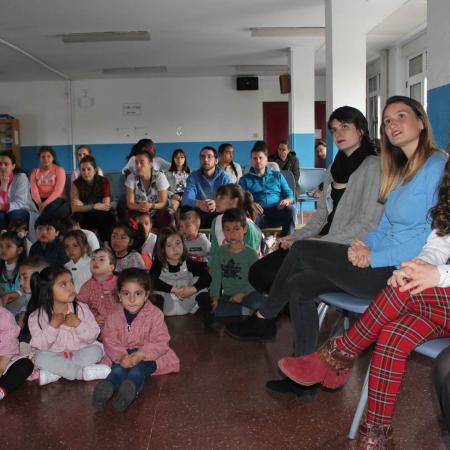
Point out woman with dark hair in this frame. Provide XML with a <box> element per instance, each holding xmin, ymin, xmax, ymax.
<box><xmin>71</xmin><ymin>145</ymin><xmax>104</xmax><ymax>182</ymax></box>
<box><xmin>71</xmin><ymin>155</ymin><xmax>115</xmax><ymax>244</ymax></box>
<box><xmin>122</xmin><ymin>138</ymin><xmax>170</xmax><ymax>176</ymax></box>
<box><xmin>0</xmin><ymin>151</ymin><xmax>38</xmax><ymax>234</ymax></box>
<box><xmin>125</xmin><ymin>150</ymin><xmax>171</xmax><ymax>228</ymax></box>
<box><xmin>218</xmin><ymin>143</ymin><xmax>242</xmax><ymax>183</ymax></box>
<box><xmin>165</xmin><ymin>148</ymin><xmax>191</xmax><ymax>213</ymax></box>
<box><xmin>30</xmin><ymin>146</ymin><xmax>68</xmax><ymax>219</ymax></box>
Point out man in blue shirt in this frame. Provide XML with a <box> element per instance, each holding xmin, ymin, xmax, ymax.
<box><xmin>239</xmin><ymin>146</ymin><xmax>296</xmax><ymax>236</ymax></box>
<box><xmin>182</xmin><ymin>146</ymin><xmax>232</xmax><ymax>227</ymax></box>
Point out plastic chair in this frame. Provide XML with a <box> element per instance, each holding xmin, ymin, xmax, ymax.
<box><xmin>298</xmin><ymin>168</ymin><xmax>326</xmax><ymax>223</ymax></box>
<box><xmin>317</xmin><ymin>292</ymin><xmax>450</xmax><ymax>439</ymax></box>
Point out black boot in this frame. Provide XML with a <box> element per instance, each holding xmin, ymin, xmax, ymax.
<box><xmin>266</xmin><ymin>378</ymin><xmax>317</xmax><ymax>400</ymax></box>
<box><xmin>225</xmin><ymin>314</ymin><xmax>276</xmax><ymax>342</ymax></box>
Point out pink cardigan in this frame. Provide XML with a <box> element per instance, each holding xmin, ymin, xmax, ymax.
<box><xmin>29</xmin><ymin>302</ymin><xmax>101</xmax><ymax>352</ymax></box>
<box><xmin>30</xmin><ymin>165</ymin><xmax>67</xmax><ymax>204</ymax></box>
<box><xmin>0</xmin><ymin>306</ymin><xmax>20</xmax><ymax>358</ymax></box>
<box><xmin>101</xmin><ymin>302</ymin><xmax>180</xmax><ymax>376</ymax></box>
<box><xmin>77</xmin><ymin>275</ymin><xmax>118</xmax><ymax>325</ymax></box>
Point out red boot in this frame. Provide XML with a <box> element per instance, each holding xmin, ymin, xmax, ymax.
<box><xmin>356</xmin><ymin>422</ymin><xmax>394</xmax><ymax>450</ymax></box>
<box><xmin>278</xmin><ymin>337</ymin><xmax>355</xmax><ymax>389</ymax></box>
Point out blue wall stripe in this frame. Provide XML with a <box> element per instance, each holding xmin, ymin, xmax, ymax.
<box><xmin>428</xmin><ymin>83</ymin><xmax>450</xmax><ymax>150</ymax></box>
<box><xmin>288</xmin><ymin>132</ymin><xmax>315</xmax><ymax>168</ymax></box>
<box><xmin>20</xmin><ymin>140</ymin><xmax>258</xmax><ymax>173</ymax></box>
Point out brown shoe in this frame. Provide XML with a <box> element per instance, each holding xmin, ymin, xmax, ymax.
<box><xmin>357</xmin><ymin>422</ymin><xmax>394</xmax><ymax>450</ymax></box>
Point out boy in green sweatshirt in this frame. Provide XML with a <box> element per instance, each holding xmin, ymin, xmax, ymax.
<box><xmin>210</xmin><ymin>208</ymin><xmax>265</xmax><ymax>317</ymax></box>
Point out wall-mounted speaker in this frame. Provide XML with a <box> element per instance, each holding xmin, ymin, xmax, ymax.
<box><xmin>236</xmin><ymin>76</ymin><xmax>259</xmax><ymax>91</ymax></box>
<box><xmin>279</xmin><ymin>74</ymin><xmax>291</xmax><ymax>94</ymax></box>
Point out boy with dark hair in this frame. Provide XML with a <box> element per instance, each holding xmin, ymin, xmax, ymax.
<box><xmin>210</xmin><ymin>208</ymin><xmax>265</xmax><ymax>318</ymax></box>
<box><xmin>179</xmin><ymin>210</ymin><xmax>211</xmax><ymax>264</ymax></box>
<box><xmin>29</xmin><ymin>215</ymin><xmax>68</xmax><ymax>266</ymax></box>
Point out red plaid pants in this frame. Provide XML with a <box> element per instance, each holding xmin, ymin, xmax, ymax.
<box><xmin>335</xmin><ymin>285</ymin><xmax>450</xmax><ymax>425</ymax></box>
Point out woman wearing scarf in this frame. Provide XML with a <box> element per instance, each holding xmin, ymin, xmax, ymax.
<box><xmin>226</xmin><ymin>106</ymin><xmax>383</xmax><ymax>395</ymax></box>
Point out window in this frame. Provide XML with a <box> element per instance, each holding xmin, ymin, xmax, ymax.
<box><xmin>367</xmin><ymin>74</ymin><xmax>380</xmax><ymax>139</ymax></box>
<box><xmin>406</xmin><ymin>51</ymin><xmax>427</xmax><ymax>108</ymax></box>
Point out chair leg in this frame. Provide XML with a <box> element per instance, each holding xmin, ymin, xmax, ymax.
<box><xmin>348</xmin><ymin>363</ymin><xmax>370</xmax><ymax>439</ymax></box>
<box><xmin>300</xmin><ymin>204</ymin><xmax>304</xmax><ymax>224</ymax></box>
<box><xmin>317</xmin><ymin>302</ymin><xmax>329</xmax><ymax>330</ymax></box>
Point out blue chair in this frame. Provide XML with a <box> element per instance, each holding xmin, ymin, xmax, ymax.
<box><xmin>298</xmin><ymin>168</ymin><xmax>326</xmax><ymax>223</ymax></box>
<box><xmin>280</xmin><ymin>169</ymin><xmax>297</xmax><ymax>200</ymax></box>
<box><xmin>317</xmin><ymin>292</ymin><xmax>450</xmax><ymax>439</ymax></box>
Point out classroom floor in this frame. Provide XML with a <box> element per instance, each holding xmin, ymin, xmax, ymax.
<box><xmin>2</xmin><ymin>312</ymin><xmax>449</xmax><ymax>450</ymax></box>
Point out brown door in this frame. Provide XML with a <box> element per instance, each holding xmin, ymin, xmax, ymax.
<box><xmin>263</xmin><ymin>102</ymin><xmax>288</xmax><ymax>156</ymax></box>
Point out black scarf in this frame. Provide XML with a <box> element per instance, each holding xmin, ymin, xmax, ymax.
<box><xmin>330</xmin><ymin>141</ymin><xmax>376</xmax><ymax>184</ymax></box>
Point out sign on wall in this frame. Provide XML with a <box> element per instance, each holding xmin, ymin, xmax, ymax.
<box><xmin>122</xmin><ymin>103</ymin><xmax>142</xmax><ymax>116</ymax></box>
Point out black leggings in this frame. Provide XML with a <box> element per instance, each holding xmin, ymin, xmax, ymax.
<box><xmin>249</xmin><ymin>248</ymin><xmax>288</xmax><ymax>294</ymax></box>
<box><xmin>0</xmin><ymin>358</ymin><xmax>34</xmax><ymax>395</ymax></box>
<box><xmin>434</xmin><ymin>346</ymin><xmax>450</xmax><ymax>434</ymax></box>
<box><xmin>260</xmin><ymin>240</ymin><xmax>394</xmax><ymax>356</ymax></box>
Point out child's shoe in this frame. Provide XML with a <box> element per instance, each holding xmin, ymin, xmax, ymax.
<box><xmin>0</xmin><ymin>387</ymin><xmax>7</xmax><ymax>400</ymax></box>
<box><xmin>83</xmin><ymin>364</ymin><xmax>111</xmax><ymax>381</ymax></box>
<box><xmin>39</xmin><ymin>370</ymin><xmax>61</xmax><ymax>386</ymax></box>
<box><xmin>112</xmin><ymin>380</ymin><xmax>137</xmax><ymax>412</ymax></box>
<box><xmin>92</xmin><ymin>380</ymin><xmax>115</xmax><ymax>411</ymax></box>
<box><xmin>278</xmin><ymin>337</ymin><xmax>355</xmax><ymax>389</ymax></box>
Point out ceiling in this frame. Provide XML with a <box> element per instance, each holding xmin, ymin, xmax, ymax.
<box><xmin>0</xmin><ymin>0</ymin><xmax>427</xmax><ymax>81</ymax></box>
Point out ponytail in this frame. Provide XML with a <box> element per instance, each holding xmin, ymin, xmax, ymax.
<box><xmin>243</xmin><ymin>191</ymin><xmax>257</xmax><ymax>222</ymax></box>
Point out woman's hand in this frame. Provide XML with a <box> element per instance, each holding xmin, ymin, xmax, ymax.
<box><xmin>398</xmin><ymin>259</ymin><xmax>441</xmax><ymax>294</ymax></box>
<box><xmin>278</xmin><ymin>235</ymin><xmax>296</xmax><ymax>250</ymax></box>
<box><xmin>0</xmin><ymin>175</ymin><xmax>9</xmax><ymax>191</ymax></box>
<box><xmin>348</xmin><ymin>240</ymin><xmax>371</xmax><ymax>268</ymax></box>
<box><xmin>93</xmin><ymin>202</ymin><xmax>110</xmax><ymax>211</ymax></box>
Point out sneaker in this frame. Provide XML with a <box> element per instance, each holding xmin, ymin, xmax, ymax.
<box><xmin>92</xmin><ymin>380</ymin><xmax>115</xmax><ymax>411</ymax></box>
<box><xmin>0</xmin><ymin>387</ymin><xmax>6</xmax><ymax>400</ymax></box>
<box><xmin>112</xmin><ymin>380</ymin><xmax>137</xmax><ymax>412</ymax></box>
<box><xmin>83</xmin><ymin>364</ymin><xmax>111</xmax><ymax>381</ymax></box>
<box><xmin>39</xmin><ymin>370</ymin><xmax>61</xmax><ymax>386</ymax></box>
<box><xmin>225</xmin><ymin>314</ymin><xmax>276</xmax><ymax>342</ymax></box>
<box><xmin>266</xmin><ymin>378</ymin><xmax>316</xmax><ymax>401</ymax></box>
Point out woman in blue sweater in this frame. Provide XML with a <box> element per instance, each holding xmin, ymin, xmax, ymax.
<box><xmin>231</xmin><ymin>96</ymin><xmax>447</xmax><ymax>399</ymax></box>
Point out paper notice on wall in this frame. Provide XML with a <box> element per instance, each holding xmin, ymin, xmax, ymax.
<box><xmin>116</xmin><ymin>127</ymin><xmax>133</xmax><ymax>138</ymax></box>
<box><xmin>315</xmin><ymin>129</ymin><xmax>322</xmax><ymax>139</ymax></box>
<box><xmin>123</xmin><ymin>103</ymin><xmax>142</xmax><ymax>116</ymax></box>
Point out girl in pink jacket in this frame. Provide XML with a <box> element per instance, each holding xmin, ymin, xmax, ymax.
<box><xmin>0</xmin><ymin>306</ymin><xmax>34</xmax><ymax>400</ymax></box>
<box><xmin>92</xmin><ymin>268</ymin><xmax>180</xmax><ymax>412</ymax></box>
<box><xmin>28</xmin><ymin>266</ymin><xmax>111</xmax><ymax>386</ymax></box>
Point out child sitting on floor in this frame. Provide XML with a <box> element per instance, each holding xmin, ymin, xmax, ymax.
<box><xmin>28</xmin><ymin>266</ymin><xmax>110</xmax><ymax>386</ymax></box>
<box><xmin>78</xmin><ymin>247</ymin><xmax>117</xmax><ymax>329</ymax></box>
<box><xmin>8</xmin><ymin>219</ymin><xmax>32</xmax><ymax>256</ymax></box>
<box><xmin>179</xmin><ymin>211</ymin><xmax>211</xmax><ymax>264</ymax></box>
<box><xmin>63</xmin><ymin>230</ymin><xmax>91</xmax><ymax>293</ymax></box>
<box><xmin>0</xmin><ymin>306</ymin><xmax>34</xmax><ymax>400</ymax></box>
<box><xmin>92</xmin><ymin>268</ymin><xmax>179</xmax><ymax>412</ymax></box>
<box><xmin>29</xmin><ymin>215</ymin><xmax>68</xmax><ymax>266</ymax></box>
<box><xmin>150</xmin><ymin>227</ymin><xmax>213</xmax><ymax>323</ymax></box>
<box><xmin>110</xmin><ymin>221</ymin><xmax>146</xmax><ymax>272</ymax></box>
<box><xmin>210</xmin><ymin>208</ymin><xmax>265</xmax><ymax>317</ymax></box>
<box><xmin>133</xmin><ymin>211</ymin><xmax>157</xmax><ymax>268</ymax></box>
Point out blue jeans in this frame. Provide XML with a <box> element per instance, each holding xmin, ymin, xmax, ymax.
<box><xmin>106</xmin><ymin>361</ymin><xmax>157</xmax><ymax>394</ymax></box>
<box><xmin>0</xmin><ymin>209</ymin><xmax>30</xmax><ymax>230</ymax></box>
<box><xmin>256</xmin><ymin>204</ymin><xmax>297</xmax><ymax>236</ymax></box>
<box><xmin>214</xmin><ymin>291</ymin><xmax>266</xmax><ymax>317</ymax></box>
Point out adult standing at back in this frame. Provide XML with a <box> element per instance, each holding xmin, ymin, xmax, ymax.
<box><xmin>218</xmin><ymin>143</ymin><xmax>242</xmax><ymax>183</ymax></box>
<box><xmin>269</xmin><ymin>140</ymin><xmax>300</xmax><ymax>197</ymax></box>
<box><xmin>239</xmin><ymin>143</ymin><xmax>296</xmax><ymax>236</ymax></box>
<box><xmin>181</xmin><ymin>146</ymin><xmax>232</xmax><ymax>228</ymax></box>
<box><xmin>30</xmin><ymin>146</ymin><xmax>68</xmax><ymax>219</ymax></box>
<box><xmin>122</xmin><ymin>138</ymin><xmax>170</xmax><ymax>176</ymax></box>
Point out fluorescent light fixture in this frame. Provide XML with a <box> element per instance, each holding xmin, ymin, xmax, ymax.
<box><xmin>62</xmin><ymin>31</ymin><xmax>150</xmax><ymax>43</ymax></box>
<box><xmin>101</xmin><ymin>66</ymin><xmax>167</xmax><ymax>75</ymax></box>
<box><xmin>250</xmin><ymin>27</ymin><xmax>324</xmax><ymax>37</ymax></box>
<box><xmin>233</xmin><ymin>65</ymin><xmax>289</xmax><ymax>73</ymax></box>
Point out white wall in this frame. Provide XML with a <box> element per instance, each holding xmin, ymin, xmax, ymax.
<box><xmin>0</xmin><ymin>75</ymin><xmax>326</xmax><ymax>147</ymax></box>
